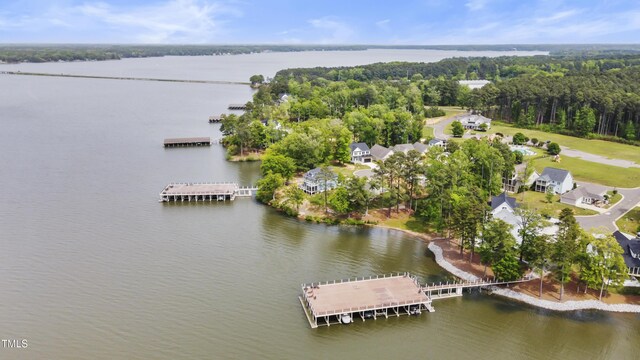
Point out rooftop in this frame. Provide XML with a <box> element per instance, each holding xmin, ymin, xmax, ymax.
<box><xmin>539</xmin><ymin>167</ymin><xmax>571</xmax><ymax>183</ymax></box>
<box><xmin>160</xmin><ymin>183</ymin><xmax>238</xmax><ymax>196</ymax></box>
<box><xmin>303</xmin><ymin>274</ymin><xmax>429</xmax><ymax>317</ymax></box>
<box><xmin>491</xmin><ymin>191</ymin><xmax>518</xmax><ymax>211</ymax></box>
<box><xmin>613</xmin><ymin>231</ymin><xmax>640</xmax><ymax>268</ymax></box>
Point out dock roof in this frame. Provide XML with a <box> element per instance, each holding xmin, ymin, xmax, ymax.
<box><xmin>303</xmin><ymin>274</ymin><xmax>429</xmax><ymax>317</ymax></box>
<box><xmin>163</xmin><ymin>137</ymin><xmax>211</xmax><ymax>145</ymax></box>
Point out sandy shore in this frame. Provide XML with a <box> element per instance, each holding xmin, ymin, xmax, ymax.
<box><xmin>427</xmin><ymin>241</ymin><xmax>640</xmax><ymax>313</ymax></box>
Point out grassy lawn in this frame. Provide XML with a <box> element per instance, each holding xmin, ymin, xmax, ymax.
<box><xmin>378</xmin><ymin>213</ymin><xmax>432</xmax><ymax>233</ymax></box>
<box><xmin>616</xmin><ymin>207</ymin><xmax>640</xmax><ymax>235</ymax></box>
<box><xmin>331</xmin><ymin>163</ymin><xmax>370</xmax><ymax>177</ymax></box>
<box><xmin>606</xmin><ymin>191</ymin><xmax>623</xmax><ymax>208</ymax></box>
<box><xmin>487</xmin><ymin>122</ymin><xmax>640</xmax><ymax>164</ymax></box>
<box><xmin>516</xmin><ymin>190</ymin><xmax>598</xmax><ymax>217</ymax></box>
<box><xmin>531</xmin><ymin>155</ymin><xmax>640</xmax><ymax>188</ymax></box>
<box><xmin>422</xmin><ymin>125</ymin><xmax>434</xmax><ymax>139</ymax></box>
<box><xmin>424</xmin><ymin>106</ymin><xmax>466</xmax><ymax>122</ymax></box>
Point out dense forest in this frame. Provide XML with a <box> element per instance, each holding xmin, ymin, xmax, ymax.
<box><xmin>2</xmin><ymin>43</ymin><xmax>640</xmax><ymax>63</ymax></box>
<box><xmin>272</xmin><ymin>54</ymin><xmax>640</xmax><ymax>143</ymax></box>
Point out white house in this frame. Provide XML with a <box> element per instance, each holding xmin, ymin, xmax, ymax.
<box><xmin>490</xmin><ymin>192</ymin><xmax>518</xmax><ymax>216</ymax></box>
<box><xmin>349</xmin><ymin>142</ymin><xmax>372</xmax><ymax>163</ymax></box>
<box><xmin>490</xmin><ymin>192</ymin><xmax>522</xmax><ymax>244</ymax></box>
<box><xmin>459</xmin><ymin>80</ymin><xmax>490</xmax><ymax>89</ymax></box>
<box><xmin>560</xmin><ymin>185</ymin><xmax>607</xmax><ymax>207</ymax></box>
<box><xmin>300</xmin><ymin>167</ymin><xmax>338</xmax><ymax>194</ymax></box>
<box><xmin>428</xmin><ymin>138</ymin><xmax>447</xmax><ymax>148</ymax></box>
<box><xmin>457</xmin><ymin>114</ymin><xmax>491</xmax><ymax>130</ymax></box>
<box><xmin>534</xmin><ymin>167</ymin><xmax>573</xmax><ymax>194</ymax></box>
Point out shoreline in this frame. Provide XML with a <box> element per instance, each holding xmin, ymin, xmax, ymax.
<box><xmin>427</xmin><ymin>241</ymin><xmax>640</xmax><ymax>313</ymax></box>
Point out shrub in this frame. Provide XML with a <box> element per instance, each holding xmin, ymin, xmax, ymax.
<box><xmin>424</xmin><ymin>106</ymin><xmax>446</xmax><ymax>118</ymax></box>
<box><xmin>547</xmin><ymin>142</ymin><xmax>561</xmax><ymax>155</ymax></box>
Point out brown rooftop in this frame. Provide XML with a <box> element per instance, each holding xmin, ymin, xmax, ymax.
<box><xmin>161</xmin><ymin>183</ymin><xmax>238</xmax><ymax>196</ymax></box>
<box><xmin>163</xmin><ymin>137</ymin><xmax>211</xmax><ymax>145</ymax></box>
<box><xmin>303</xmin><ymin>274</ymin><xmax>429</xmax><ymax>318</ymax></box>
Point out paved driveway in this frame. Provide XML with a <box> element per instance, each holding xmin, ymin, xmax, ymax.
<box><xmin>575</xmin><ymin>181</ymin><xmax>640</xmax><ymax>232</ymax></box>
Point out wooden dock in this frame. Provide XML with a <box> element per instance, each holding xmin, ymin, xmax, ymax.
<box><xmin>299</xmin><ymin>273</ymin><xmax>432</xmax><ymax>329</ymax></box>
<box><xmin>159</xmin><ymin>183</ymin><xmax>256</xmax><ymax>202</ymax></box>
<box><xmin>164</xmin><ymin>137</ymin><xmax>211</xmax><ymax>147</ymax></box>
<box><xmin>228</xmin><ymin>103</ymin><xmax>247</xmax><ymax>110</ymax></box>
<box><xmin>299</xmin><ymin>273</ymin><xmax>534</xmax><ymax>328</ymax></box>
<box><xmin>209</xmin><ymin>115</ymin><xmax>222</xmax><ymax>123</ymax></box>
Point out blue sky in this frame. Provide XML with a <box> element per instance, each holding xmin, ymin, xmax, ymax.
<box><xmin>1</xmin><ymin>0</ymin><xmax>639</xmax><ymax>44</ymax></box>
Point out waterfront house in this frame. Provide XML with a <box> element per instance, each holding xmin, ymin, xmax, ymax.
<box><xmin>560</xmin><ymin>185</ymin><xmax>607</xmax><ymax>207</ymax></box>
<box><xmin>613</xmin><ymin>231</ymin><xmax>640</xmax><ymax>268</ymax></box>
<box><xmin>534</xmin><ymin>167</ymin><xmax>573</xmax><ymax>194</ymax></box>
<box><xmin>370</xmin><ymin>144</ymin><xmax>394</xmax><ymax>161</ymax></box>
<box><xmin>490</xmin><ymin>192</ymin><xmax>518</xmax><ymax>216</ymax></box>
<box><xmin>349</xmin><ymin>142</ymin><xmax>372</xmax><ymax>163</ymax></box>
<box><xmin>300</xmin><ymin>167</ymin><xmax>338</xmax><ymax>195</ymax></box>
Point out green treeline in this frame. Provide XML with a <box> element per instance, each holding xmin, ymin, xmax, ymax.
<box><xmin>274</xmin><ymin>54</ymin><xmax>640</xmax><ymax>142</ymax></box>
<box><xmin>3</xmin><ymin>43</ymin><xmax>640</xmax><ymax>64</ymax></box>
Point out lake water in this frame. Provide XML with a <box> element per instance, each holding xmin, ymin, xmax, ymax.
<box><xmin>1</xmin><ymin>50</ymin><xmax>638</xmax><ymax>359</ymax></box>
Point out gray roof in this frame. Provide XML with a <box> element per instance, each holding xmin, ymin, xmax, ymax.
<box><xmin>613</xmin><ymin>231</ymin><xmax>640</xmax><ymax>267</ymax></box>
<box><xmin>561</xmin><ymin>186</ymin><xmax>605</xmax><ymax>202</ymax></box>
<box><xmin>540</xmin><ymin>167</ymin><xmax>571</xmax><ymax>183</ymax></box>
<box><xmin>304</xmin><ymin>167</ymin><xmax>336</xmax><ymax>181</ymax></box>
<box><xmin>370</xmin><ymin>144</ymin><xmax>393</xmax><ymax>160</ymax></box>
<box><xmin>413</xmin><ymin>142</ymin><xmax>429</xmax><ymax>153</ymax></box>
<box><xmin>428</xmin><ymin>138</ymin><xmax>446</xmax><ymax>146</ymax></box>
<box><xmin>491</xmin><ymin>191</ymin><xmax>518</xmax><ymax>211</ymax></box>
<box><xmin>349</xmin><ymin>142</ymin><xmax>370</xmax><ymax>152</ymax></box>
<box><xmin>393</xmin><ymin>144</ymin><xmax>414</xmax><ymax>153</ymax></box>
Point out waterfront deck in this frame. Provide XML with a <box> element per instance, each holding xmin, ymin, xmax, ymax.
<box><xmin>159</xmin><ymin>183</ymin><xmax>256</xmax><ymax>202</ymax></box>
<box><xmin>164</xmin><ymin>137</ymin><xmax>211</xmax><ymax>147</ymax></box>
<box><xmin>300</xmin><ymin>273</ymin><xmax>432</xmax><ymax>328</ymax></box>
<box><xmin>228</xmin><ymin>103</ymin><xmax>247</xmax><ymax>110</ymax></box>
<box><xmin>209</xmin><ymin>115</ymin><xmax>222</xmax><ymax>123</ymax></box>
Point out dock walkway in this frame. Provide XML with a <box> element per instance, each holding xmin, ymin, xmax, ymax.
<box><xmin>299</xmin><ymin>273</ymin><xmax>533</xmax><ymax>328</ymax></box>
<box><xmin>164</xmin><ymin>137</ymin><xmax>211</xmax><ymax>147</ymax></box>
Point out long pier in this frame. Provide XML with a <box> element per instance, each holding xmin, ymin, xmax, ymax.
<box><xmin>159</xmin><ymin>182</ymin><xmax>256</xmax><ymax>202</ymax></box>
<box><xmin>164</xmin><ymin>137</ymin><xmax>211</xmax><ymax>147</ymax></box>
<box><xmin>2</xmin><ymin>71</ymin><xmax>251</xmax><ymax>85</ymax></box>
<box><xmin>299</xmin><ymin>273</ymin><xmax>533</xmax><ymax>328</ymax></box>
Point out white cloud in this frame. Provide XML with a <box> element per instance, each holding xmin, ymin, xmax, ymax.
<box><xmin>0</xmin><ymin>0</ymin><xmax>241</xmax><ymax>43</ymax></box>
<box><xmin>376</xmin><ymin>19</ymin><xmax>391</xmax><ymax>30</ymax></box>
<box><xmin>73</xmin><ymin>0</ymin><xmax>238</xmax><ymax>43</ymax></box>
<box><xmin>308</xmin><ymin>17</ymin><xmax>355</xmax><ymax>44</ymax></box>
<box><xmin>465</xmin><ymin>0</ymin><xmax>490</xmax><ymax>11</ymax></box>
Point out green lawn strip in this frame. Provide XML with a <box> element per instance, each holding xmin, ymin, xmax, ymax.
<box><xmin>379</xmin><ymin>216</ymin><xmax>431</xmax><ymax>233</ymax></box>
<box><xmin>422</xmin><ymin>125</ymin><xmax>434</xmax><ymax>139</ymax></box>
<box><xmin>331</xmin><ymin>163</ymin><xmax>369</xmax><ymax>178</ymax></box>
<box><xmin>516</xmin><ymin>190</ymin><xmax>598</xmax><ymax>217</ymax></box>
<box><xmin>487</xmin><ymin>122</ymin><xmax>640</xmax><ymax>165</ymax></box>
<box><xmin>606</xmin><ymin>191</ymin><xmax>623</xmax><ymax>208</ymax></box>
<box><xmin>531</xmin><ymin>155</ymin><xmax>640</xmax><ymax>188</ymax></box>
<box><xmin>615</xmin><ymin>207</ymin><xmax>640</xmax><ymax>235</ymax></box>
